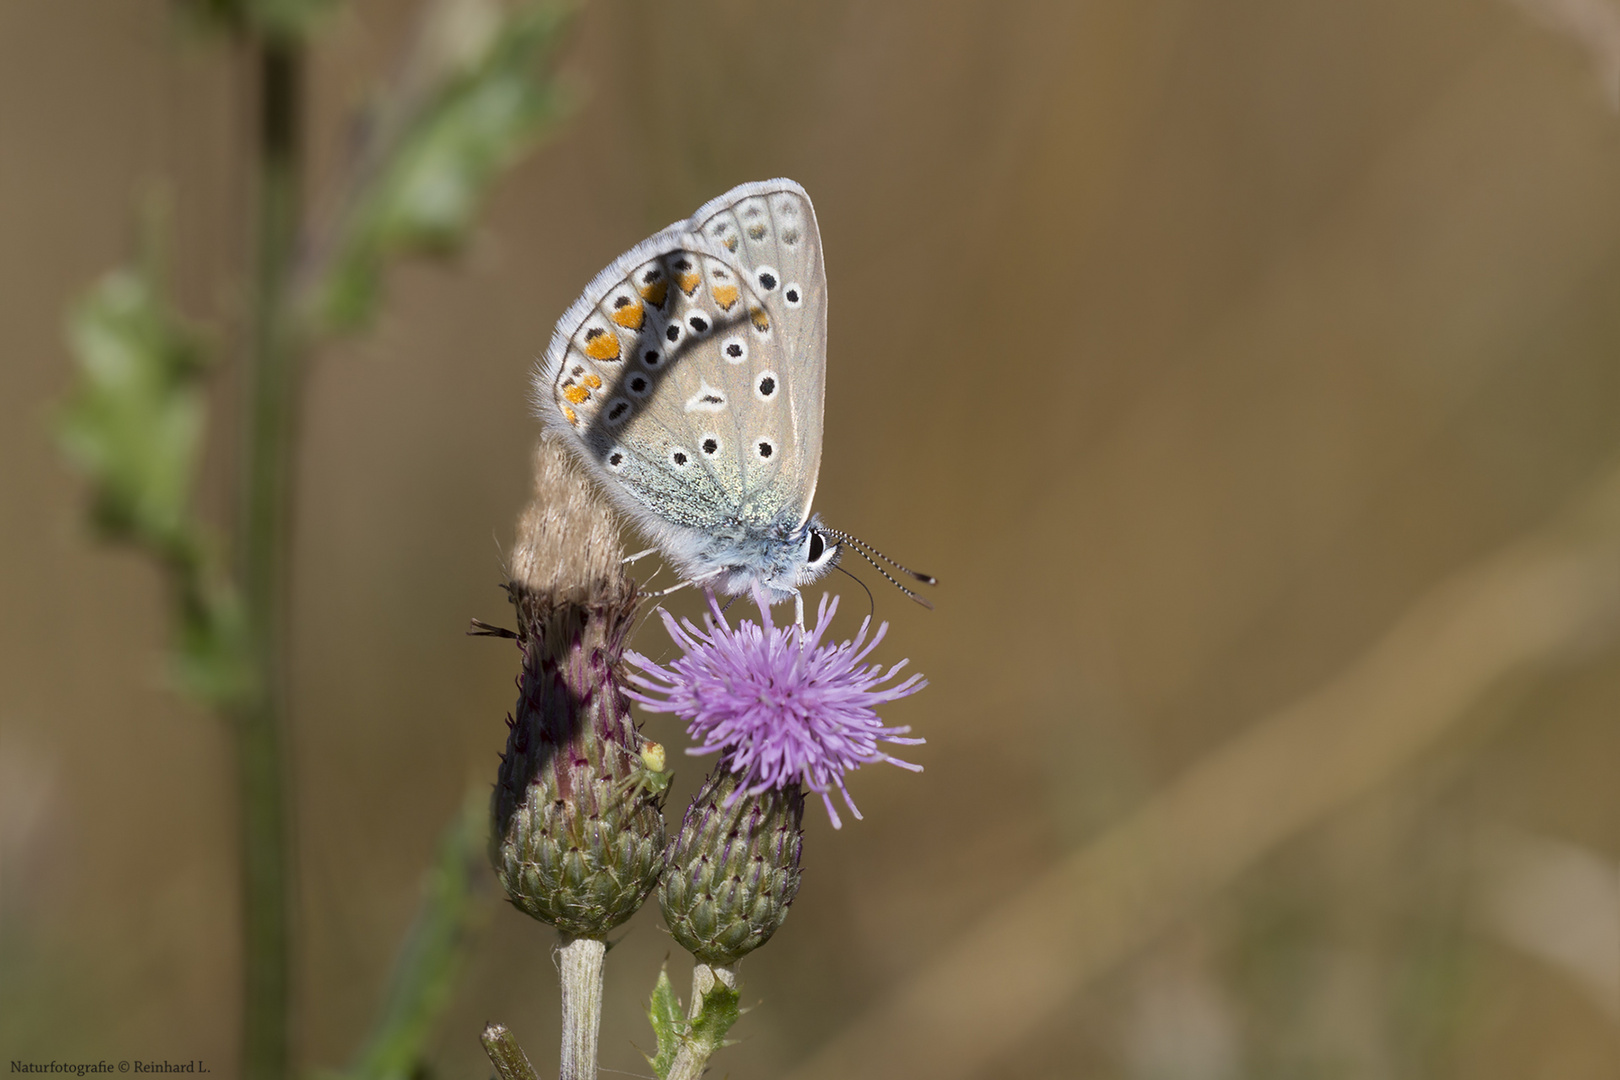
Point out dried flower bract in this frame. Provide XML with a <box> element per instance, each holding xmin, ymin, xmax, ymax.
<box><xmin>490</xmin><ymin>438</ymin><xmax>666</xmax><ymax>938</ymax></box>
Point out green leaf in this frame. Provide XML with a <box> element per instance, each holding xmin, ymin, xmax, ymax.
<box><xmin>686</xmin><ymin>973</ymin><xmax>741</xmax><ymax>1054</ymax></box>
<box><xmin>346</xmin><ymin>789</ymin><xmax>491</xmax><ymax>1080</ymax></box>
<box><xmin>59</xmin><ymin>269</ymin><xmax>207</xmax><ymax>554</ymax></box>
<box><xmin>171</xmin><ymin>573</ymin><xmax>255</xmax><ymax>707</ymax></box>
<box><xmin>645</xmin><ymin>964</ymin><xmax>685</xmax><ymax>1080</ymax></box>
<box><xmin>249</xmin><ymin>0</ymin><xmax>337</xmax><ymax>37</ymax></box>
<box><xmin>58</xmin><ymin>263</ymin><xmax>256</xmax><ymax>709</ymax></box>
<box><xmin>315</xmin><ymin>1</ymin><xmax>575</xmax><ymax>332</ymax></box>
<box><xmin>178</xmin><ymin>0</ymin><xmax>337</xmax><ymax>39</ymax></box>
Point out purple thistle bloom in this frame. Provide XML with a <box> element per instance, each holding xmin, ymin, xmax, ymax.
<box><xmin>623</xmin><ymin>591</ymin><xmax>926</xmax><ymax>828</ymax></box>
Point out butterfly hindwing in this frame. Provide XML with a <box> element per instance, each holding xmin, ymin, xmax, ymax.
<box><xmin>622</xmin><ymin>248</ymin><xmax>786</xmax><ymax>526</ymax></box>
<box><xmin>686</xmin><ymin>180</ymin><xmax>827</xmax><ymax>525</ymax></box>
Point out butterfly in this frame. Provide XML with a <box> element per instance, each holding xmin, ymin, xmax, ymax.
<box><xmin>534</xmin><ymin>179</ymin><xmax>932</xmax><ymax>619</ymax></box>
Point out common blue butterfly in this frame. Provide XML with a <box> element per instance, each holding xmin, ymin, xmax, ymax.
<box><xmin>534</xmin><ymin>179</ymin><xmax>932</xmax><ymax>617</ymax></box>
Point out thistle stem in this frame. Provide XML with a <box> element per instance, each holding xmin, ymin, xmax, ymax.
<box><xmin>481</xmin><ymin>1022</ymin><xmax>542</xmax><ymax>1080</ymax></box>
<box><xmin>234</xmin><ymin>32</ymin><xmax>305</xmax><ymax>1080</ymax></box>
<box><xmin>666</xmin><ymin>963</ymin><xmax>738</xmax><ymax>1080</ymax></box>
<box><xmin>558</xmin><ymin>937</ymin><xmax>606</xmax><ymax>1080</ymax></box>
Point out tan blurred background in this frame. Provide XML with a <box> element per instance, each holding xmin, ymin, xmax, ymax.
<box><xmin>4</xmin><ymin>0</ymin><xmax>1620</xmax><ymax>1076</ymax></box>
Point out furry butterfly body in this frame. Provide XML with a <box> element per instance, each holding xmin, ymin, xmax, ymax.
<box><xmin>534</xmin><ymin>179</ymin><xmax>841</xmax><ymax>604</ymax></box>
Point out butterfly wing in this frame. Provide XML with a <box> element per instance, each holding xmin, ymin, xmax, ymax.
<box><xmin>536</xmin><ymin>232</ymin><xmax>737</xmax><ymax>528</ymax></box>
<box><xmin>534</xmin><ymin>180</ymin><xmax>829</xmax><ymax>592</ymax></box>
<box><xmin>684</xmin><ymin>179</ymin><xmax>828</xmax><ymax>527</ymax></box>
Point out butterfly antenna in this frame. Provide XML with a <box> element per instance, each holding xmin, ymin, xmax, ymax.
<box><xmin>825</xmin><ymin>530</ymin><xmax>935</xmax><ymax>610</ymax></box>
<box><xmin>824</xmin><ymin>529</ymin><xmax>937</xmax><ymax>585</ymax></box>
<box><xmin>833</xmin><ymin>562</ymin><xmax>877</xmax><ymax>623</ymax></box>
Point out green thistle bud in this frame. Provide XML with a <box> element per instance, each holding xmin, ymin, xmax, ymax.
<box><xmin>660</xmin><ymin>768</ymin><xmax>804</xmax><ymax>965</ymax></box>
<box><xmin>491</xmin><ymin>440</ymin><xmax>667</xmax><ymax>939</ymax></box>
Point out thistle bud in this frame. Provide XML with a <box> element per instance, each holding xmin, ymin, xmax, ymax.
<box><xmin>660</xmin><ymin>767</ymin><xmax>805</xmax><ymax>965</ymax></box>
<box><xmin>490</xmin><ymin>439</ymin><xmax>666</xmax><ymax>938</ymax></box>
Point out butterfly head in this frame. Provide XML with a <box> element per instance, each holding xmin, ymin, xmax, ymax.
<box><xmin>768</xmin><ymin>521</ymin><xmax>938</xmax><ymax>611</ymax></box>
<box><xmin>795</xmin><ymin>522</ymin><xmax>843</xmax><ymax>587</ymax></box>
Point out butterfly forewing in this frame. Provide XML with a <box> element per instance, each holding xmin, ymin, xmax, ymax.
<box><xmin>539</xmin><ymin>231</ymin><xmax>799</xmax><ymax>531</ymax></box>
<box><xmin>686</xmin><ymin>181</ymin><xmax>827</xmax><ymax>525</ymax></box>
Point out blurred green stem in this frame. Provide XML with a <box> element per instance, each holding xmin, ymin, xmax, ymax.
<box><xmin>235</xmin><ymin>33</ymin><xmax>305</xmax><ymax>1080</ymax></box>
<box><xmin>481</xmin><ymin>1023</ymin><xmax>542</xmax><ymax>1080</ymax></box>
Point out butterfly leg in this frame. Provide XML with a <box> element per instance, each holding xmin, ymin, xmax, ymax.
<box><xmin>622</xmin><ymin>547</ymin><xmax>659</xmax><ymax>565</ymax></box>
<box><xmin>639</xmin><ymin>580</ymin><xmax>692</xmax><ymax>601</ymax></box>
<box><xmin>793</xmin><ymin>589</ymin><xmax>805</xmax><ymax>629</ymax></box>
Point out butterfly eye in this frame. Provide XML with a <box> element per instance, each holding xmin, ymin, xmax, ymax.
<box><xmin>807</xmin><ymin>530</ymin><xmax>825</xmax><ymax>563</ymax></box>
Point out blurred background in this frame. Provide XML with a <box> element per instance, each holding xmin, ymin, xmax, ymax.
<box><xmin>4</xmin><ymin>1</ymin><xmax>1620</xmax><ymax>1077</ymax></box>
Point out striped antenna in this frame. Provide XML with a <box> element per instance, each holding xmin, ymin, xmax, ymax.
<box><xmin>823</xmin><ymin>529</ymin><xmax>937</xmax><ymax>609</ymax></box>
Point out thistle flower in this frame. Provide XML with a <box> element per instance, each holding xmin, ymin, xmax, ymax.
<box><xmin>624</xmin><ymin>591</ymin><xmax>927</xmax><ymax>827</ymax></box>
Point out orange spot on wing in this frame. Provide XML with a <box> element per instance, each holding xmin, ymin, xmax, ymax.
<box><xmin>583</xmin><ymin>329</ymin><xmax>621</xmax><ymax>361</ymax></box>
<box><xmin>563</xmin><ymin>406</ymin><xmax>578</xmax><ymax>425</ymax></box>
<box><xmin>563</xmin><ymin>385</ymin><xmax>590</xmax><ymax>405</ymax></box>
<box><xmin>675</xmin><ymin>271</ymin><xmax>701</xmax><ymax>295</ymax></box>
<box><xmin>611</xmin><ymin>300</ymin><xmax>645</xmax><ymax>329</ymax></box>
<box><xmin>749</xmin><ymin>306</ymin><xmax>771</xmax><ymax>332</ymax></box>
<box><xmin>584</xmin><ymin>374</ymin><xmax>602</xmax><ymax>389</ymax></box>
<box><xmin>638</xmin><ymin>279</ymin><xmax>669</xmax><ymax>308</ymax></box>
<box><xmin>712</xmin><ymin>284</ymin><xmax>739</xmax><ymax>310</ymax></box>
